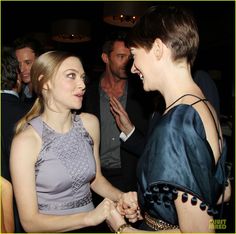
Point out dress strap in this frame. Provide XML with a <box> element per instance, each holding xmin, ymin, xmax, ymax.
<box><xmin>165</xmin><ymin>93</ymin><xmax>192</xmax><ymax>111</ymax></box>
<box><xmin>166</xmin><ymin>93</ymin><xmax>222</xmax><ymax>152</ymax></box>
<box><xmin>28</xmin><ymin>116</ymin><xmax>43</xmax><ymax>138</ymax></box>
<box><xmin>189</xmin><ymin>94</ymin><xmax>223</xmax><ymax>153</ymax></box>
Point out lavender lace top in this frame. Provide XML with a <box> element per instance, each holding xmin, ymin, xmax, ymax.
<box><xmin>28</xmin><ymin>115</ymin><xmax>96</xmax><ymax>215</ymax></box>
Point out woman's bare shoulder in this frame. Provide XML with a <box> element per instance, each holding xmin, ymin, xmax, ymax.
<box><xmin>12</xmin><ymin>125</ymin><xmax>41</xmax><ymax>152</ymax></box>
<box><xmin>79</xmin><ymin>112</ymin><xmax>99</xmax><ymax>128</ymax></box>
<box><xmin>79</xmin><ymin>112</ymin><xmax>100</xmax><ymax>140</ymax></box>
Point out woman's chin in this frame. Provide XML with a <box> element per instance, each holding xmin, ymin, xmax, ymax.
<box><xmin>71</xmin><ymin>103</ymin><xmax>82</xmax><ymax>110</ymax></box>
<box><xmin>143</xmin><ymin>84</ymin><xmax>150</xmax><ymax>92</ymax></box>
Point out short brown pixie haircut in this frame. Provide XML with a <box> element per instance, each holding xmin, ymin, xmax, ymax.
<box><xmin>127</xmin><ymin>5</ymin><xmax>199</xmax><ymax>67</ymax></box>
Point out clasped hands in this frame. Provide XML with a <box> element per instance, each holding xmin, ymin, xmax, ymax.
<box><xmin>106</xmin><ymin>191</ymin><xmax>143</xmax><ymax>232</ymax></box>
<box><xmin>117</xmin><ymin>191</ymin><xmax>142</xmax><ymax>222</ymax></box>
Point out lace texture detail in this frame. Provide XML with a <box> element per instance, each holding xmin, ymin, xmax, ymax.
<box><xmin>30</xmin><ymin>115</ymin><xmax>96</xmax><ymax>214</ymax></box>
<box><xmin>39</xmin><ymin>192</ymin><xmax>92</xmax><ymax>211</ymax></box>
<box><xmin>53</xmin><ymin>120</ymin><xmax>94</xmax><ymax>198</ymax></box>
<box><xmin>35</xmin><ymin>127</ymin><xmax>57</xmax><ymax>175</ymax></box>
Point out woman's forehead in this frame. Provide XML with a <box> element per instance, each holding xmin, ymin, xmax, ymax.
<box><xmin>58</xmin><ymin>57</ymin><xmax>84</xmax><ymax>71</ymax></box>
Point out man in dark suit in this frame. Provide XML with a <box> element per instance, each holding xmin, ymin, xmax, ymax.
<box><xmin>1</xmin><ymin>47</ymin><xmax>28</xmax><ymax>182</ymax></box>
<box><xmin>1</xmin><ymin>47</ymin><xmax>29</xmax><ymax>233</ymax></box>
<box><xmin>83</xmin><ymin>32</ymin><xmax>151</xmax><ymax>192</ymax></box>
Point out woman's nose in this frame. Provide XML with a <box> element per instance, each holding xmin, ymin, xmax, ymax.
<box><xmin>77</xmin><ymin>78</ymin><xmax>86</xmax><ymax>90</ymax></box>
<box><xmin>131</xmin><ymin>63</ymin><xmax>136</xmax><ymax>74</ymax></box>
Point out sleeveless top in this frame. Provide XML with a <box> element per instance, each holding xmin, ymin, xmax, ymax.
<box><xmin>137</xmin><ymin>97</ymin><xmax>228</xmax><ymax>227</ymax></box>
<box><xmin>28</xmin><ymin>115</ymin><xmax>96</xmax><ymax>215</ymax></box>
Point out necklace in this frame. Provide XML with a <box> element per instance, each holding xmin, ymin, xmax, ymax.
<box><xmin>165</xmin><ymin>93</ymin><xmax>196</xmax><ymax>112</ymax></box>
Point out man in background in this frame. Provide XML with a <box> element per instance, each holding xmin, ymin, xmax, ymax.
<box><xmin>1</xmin><ymin>47</ymin><xmax>28</xmax><ymax>181</ymax></box>
<box><xmin>1</xmin><ymin>46</ymin><xmax>29</xmax><ymax>233</ymax></box>
<box><xmin>13</xmin><ymin>36</ymin><xmax>42</xmax><ymax>109</ymax></box>
<box><xmin>83</xmin><ymin>31</ymin><xmax>151</xmax><ymax>192</ymax></box>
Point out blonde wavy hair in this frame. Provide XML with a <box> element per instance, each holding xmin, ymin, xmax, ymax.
<box><xmin>15</xmin><ymin>51</ymin><xmax>80</xmax><ymax>134</ymax></box>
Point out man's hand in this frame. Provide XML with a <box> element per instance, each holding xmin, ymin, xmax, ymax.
<box><xmin>110</xmin><ymin>96</ymin><xmax>134</xmax><ymax>135</ymax></box>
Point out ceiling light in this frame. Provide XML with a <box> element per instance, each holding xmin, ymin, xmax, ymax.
<box><xmin>51</xmin><ymin>19</ymin><xmax>91</xmax><ymax>43</ymax></box>
<box><xmin>103</xmin><ymin>2</ymin><xmax>149</xmax><ymax>28</ymax></box>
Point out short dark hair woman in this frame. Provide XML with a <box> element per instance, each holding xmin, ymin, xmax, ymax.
<box><xmin>107</xmin><ymin>5</ymin><xmax>231</xmax><ymax>233</ymax></box>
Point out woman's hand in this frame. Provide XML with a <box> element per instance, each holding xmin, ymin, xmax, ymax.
<box><xmin>106</xmin><ymin>203</ymin><xmax>127</xmax><ymax>232</ymax></box>
<box><xmin>86</xmin><ymin>198</ymin><xmax>114</xmax><ymax>226</ymax></box>
<box><xmin>117</xmin><ymin>192</ymin><xmax>143</xmax><ymax>223</ymax></box>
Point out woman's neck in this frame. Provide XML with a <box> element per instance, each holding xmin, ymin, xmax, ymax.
<box><xmin>161</xmin><ymin>63</ymin><xmax>202</xmax><ymax>110</ymax></box>
<box><xmin>41</xmin><ymin>110</ymin><xmax>73</xmax><ymax>134</ymax></box>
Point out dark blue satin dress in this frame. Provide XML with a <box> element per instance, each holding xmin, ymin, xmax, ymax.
<box><xmin>137</xmin><ymin>104</ymin><xmax>227</xmax><ymax>229</ymax></box>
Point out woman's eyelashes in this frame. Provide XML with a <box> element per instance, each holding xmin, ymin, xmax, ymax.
<box><xmin>65</xmin><ymin>71</ymin><xmax>88</xmax><ymax>84</ymax></box>
<box><xmin>66</xmin><ymin>72</ymin><xmax>77</xmax><ymax>79</ymax></box>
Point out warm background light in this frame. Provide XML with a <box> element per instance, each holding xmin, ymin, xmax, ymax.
<box><xmin>103</xmin><ymin>2</ymin><xmax>149</xmax><ymax>27</ymax></box>
<box><xmin>51</xmin><ymin>19</ymin><xmax>91</xmax><ymax>43</ymax></box>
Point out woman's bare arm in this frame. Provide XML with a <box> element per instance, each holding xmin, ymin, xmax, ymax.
<box><xmin>80</xmin><ymin>113</ymin><xmax>123</xmax><ymax>201</ymax></box>
<box><xmin>10</xmin><ymin>126</ymin><xmax>112</xmax><ymax>233</ymax></box>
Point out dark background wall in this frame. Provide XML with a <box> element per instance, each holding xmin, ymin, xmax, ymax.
<box><xmin>1</xmin><ymin>1</ymin><xmax>235</xmax><ymax>116</ymax></box>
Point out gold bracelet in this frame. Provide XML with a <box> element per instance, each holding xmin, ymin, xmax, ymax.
<box><xmin>116</xmin><ymin>223</ymin><xmax>131</xmax><ymax>234</ymax></box>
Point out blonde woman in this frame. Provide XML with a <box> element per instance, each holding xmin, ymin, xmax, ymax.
<box><xmin>10</xmin><ymin>51</ymin><xmax>137</xmax><ymax>233</ymax></box>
